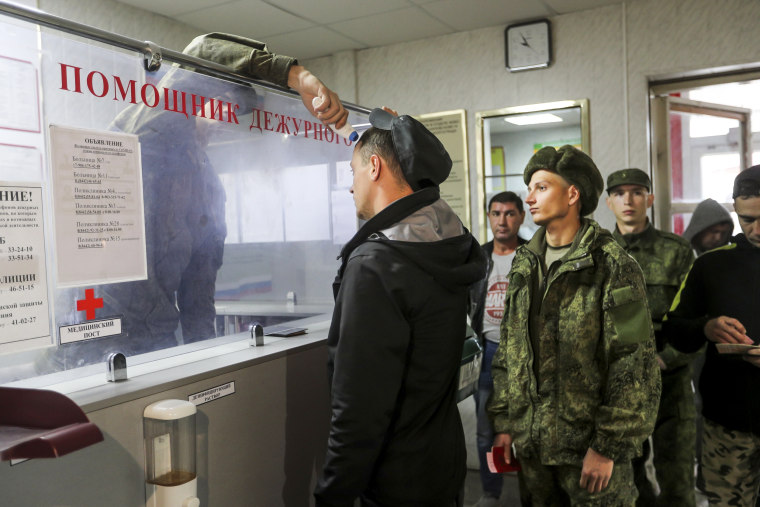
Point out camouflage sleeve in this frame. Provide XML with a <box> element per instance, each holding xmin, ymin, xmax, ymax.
<box><xmin>487</xmin><ymin>305</ymin><xmax>511</xmax><ymax>434</ymax></box>
<box><xmin>592</xmin><ymin>257</ymin><xmax>661</xmax><ymax>462</ymax></box>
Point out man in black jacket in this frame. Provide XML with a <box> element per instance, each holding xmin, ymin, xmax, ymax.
<box><xmin>467</xmin><ymin>191</ymin><xmax>526</xmax><ymax>506</ymax></box>
<box><xmin>664</xmin><ymin>165</ymin><xmax>760</xmax><ymax>505</ymax></box>
<box><xmin>314</xmin><ymin>108</ymin><xmax>486</xmax><ymax>507</ymax></box>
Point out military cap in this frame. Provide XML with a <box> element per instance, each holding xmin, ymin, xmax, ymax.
<box><xmin>368</xmin><ymin>108</ymin><xmax>452</xmax><ymax>191</ymax></box>
<box><xmin>606</xmin><ymin>168</ymin><xmax>651</xmax><ymax>193</ymax></box>
<box><xmin>524</xmin><ymin>145</ymin><xmax>604</xmax><ymax>216</ymax></box>
<box><xmin>733</xmin><ymin>164</ymin><xmax>760</xmax><ymax>198</ymax></box>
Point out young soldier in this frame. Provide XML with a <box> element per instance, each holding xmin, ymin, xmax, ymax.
<box><xmin>488</xmin><ymin>145</ymin><xmax>661</xmax><ymax>505</ymax></box>
<box><xmin>606</xmin><ymin>168</ymin><xmax>696</xmax><ymax>506</ymax></box>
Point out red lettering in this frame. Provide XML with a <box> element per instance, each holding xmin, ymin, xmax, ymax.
<box><xmin>86</xmin><ymin>71</ymin><xmax>109</xmax><ymax>98</ymax></box>
<box><xmin>226</xmin><ymin>102</ymin><xmax>239</xmax><ymax>124</ymax></box>
<box><xmin>324</xmin><ymin>127</ymin><xmax>334</xmax><ymax>143</ymax></box>
<box><xmin>275</xmin><ymin>114</ymin><xmax>291</xmax><ymax>134</ymax></box>
<box><xmin>140</xmin><ymin>83</ymin><xmax>159</xmax><ymax>108</ymax></box>
<box><xmin>113</xmin><ymin>76</ymin><xmax>137</xmax><ymax>103</ymax></box>
<box><xmin>304</xmin><ymin>120</ymin><xmax>313</xmax><ymax>138</ymax></box>
<box><xmin>163</xmin><ymin>88</ymin><xmax>188</xmax><ymax>118</ymax></box>
<box><xmin>191</xmin><ymin>94</ymin><xmax>206</xmax><ymax>117</ymax></box>
<box><xmin>209</xmin><ymin>99</ymin><xmax>224</xmax><ymax>121</ymax></box>
<box><xmin>249</xmin><ymin>108</ymin><xmax>262</xmax><ymax>133</ymax></box>
<box><xmin>263</xmin><ymin>110</ymin><xmax>273</xmax><ymax>131</ymax></box>
<box><xmin>313</xmin><ymin>123</ymin><xmax>323</xmax><ymax>141</ymax></box>
<box><xmin>291</xmin><ymin>117</ymin><xmax>302</xmax><ymax>136</ymax></box>
<box><xmin>59</xmin><ymin>63</ymin><xmax>83</xmax><ymax>93</ymax></box>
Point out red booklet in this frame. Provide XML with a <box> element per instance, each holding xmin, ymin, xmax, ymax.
<box><xmin>486</xmin><ymin>445</ymin><xmax>521</xmax><ymax>473</ymax></box>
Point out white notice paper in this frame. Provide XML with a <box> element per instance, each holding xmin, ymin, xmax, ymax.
<box><xmin>49</xmin><ymin>125</ymin><xmax>147</xmax><ymax>287</ymax></box>
<box><xmin>0</xmin><ymin>184</ymin><xmax>51</xmax><ymax>352</ymax></box>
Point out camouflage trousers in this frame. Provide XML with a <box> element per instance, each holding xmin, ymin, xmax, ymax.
<box><xmin>518</xmin><ymin>454</ymin><xmax>636</xmax><ymax>506</ymax></box>
<box><xmin>700</xmin><ymin>418</ymin><xmax>760</xmax><ymax>506</ymax></box>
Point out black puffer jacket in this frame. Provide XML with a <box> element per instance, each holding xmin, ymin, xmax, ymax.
<box><xmin>664</xmin><ymin>234</ymin><xmax>760</xmax><ymax>434</ymax></box>
<box><xmin>315</xmin><ymin>187</ymin><xmax>486</xmax><ymax>507</ymax></box>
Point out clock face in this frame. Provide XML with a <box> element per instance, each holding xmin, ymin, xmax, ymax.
<box><xmin>506</xmin><ymin>20</ymin><xmax>551</xmax><ymax>71</ymax></box>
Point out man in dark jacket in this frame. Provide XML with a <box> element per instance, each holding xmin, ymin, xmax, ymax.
<box><xmin>314</xmin><ymin>108</ymin><xmax>486</xmax><ymax>507</ymax></box>
<box><xmin>664</xmin><ymin>165</ymin><xmax>760</xmax><ymax>505</ymax></box>
<box><xmin>467</xmin><ymin>191</ymin><xmax>526</xmax><ymax>506</ymax></box>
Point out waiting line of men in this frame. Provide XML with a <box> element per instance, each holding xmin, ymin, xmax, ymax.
<box><xmin>470</xmin><ymin>158</ymin><xmax>760</xmax><ymax>507</ymax></box>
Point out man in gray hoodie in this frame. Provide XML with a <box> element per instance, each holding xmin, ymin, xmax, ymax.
<box><xmin>682</xmin><ymin>198</ymin><xmax>734</xmax><ymax>256</ymax></box>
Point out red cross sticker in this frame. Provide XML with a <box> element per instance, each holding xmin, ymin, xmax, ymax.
<box><xmin>77</xmin><ymin>288</ymin><xmax>103</xmax><ymax>320</ymax></box>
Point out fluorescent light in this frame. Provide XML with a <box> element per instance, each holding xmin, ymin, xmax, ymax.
<box><xmin>505</xmin><ymin>113</ymin><xmax>563</xmax><ymax>125</ymax></box>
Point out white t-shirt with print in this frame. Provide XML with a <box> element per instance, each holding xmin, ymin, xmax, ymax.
<box><xmin>481</xmin><ymin>251</ymin><xmax>516</xmax><ymax>343</ymax></box>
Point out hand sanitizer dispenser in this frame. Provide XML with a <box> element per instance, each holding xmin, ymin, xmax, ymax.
<box><xmin>144</xmin><ymin>399</ymin><xmax>199</xmax><ymax>507</ymax></box>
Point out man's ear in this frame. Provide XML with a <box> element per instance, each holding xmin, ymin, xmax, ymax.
<box><xmin>568</xmin><ymin>184</ymin><xmax>581</xmax><ymax>208</ymax></box>
<box><xmin>646</xmin><ymin>193</ymin><xmax>655</xmax><ymax>208</ymax></box>
<box><xmin>369</xmin><ymin>154</ymin><xmax>381</xmax><ymax>181</ymax></box>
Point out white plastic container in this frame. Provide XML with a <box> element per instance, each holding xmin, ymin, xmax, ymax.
<box><xmin>311</xmin><ymin>96</ymin><xmax>358</xmax><ymax>141</ymax></box>
<box><xmin>144</xmin><ymin>399</ymin><xmax>199</xmax><ymax>507</ymax></box>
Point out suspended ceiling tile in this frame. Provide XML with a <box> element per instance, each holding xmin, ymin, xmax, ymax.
<box><xmin>177</xmin><ymin>0</ymin><xmax>315</xmax><ymax>39</ymax></box>
<box><xmin>116</xmin><ymin>0</ymin><xmax>228</xmax><ymax>17</ymax></box>
<box><xmin>543</xmin><ymin>0</ymin><xmax>623</xmax><ymax>15</ymax></box>
<box><xmin>421</xmin><ymin>0</ymin><xmax>552</xmax><ymax>31</ymax></box>
<box><xmin>265</xmin><ymin>26</ymin><xmax>364</xmax><ymax>60</ymax></box>
<box><xmin>260</xmin><ymin>0</ymin><xmax>411</xmax><ymax>25</ymax></box>
<box><xmin>330</xmin><ymin>7</ymin><xmax>453</xmax><ymax>48</ymax></box>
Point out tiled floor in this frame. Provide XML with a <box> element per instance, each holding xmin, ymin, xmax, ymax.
<box><xmin>463</xmin><ymin>468</ymin><xmax>522</xmax><ymax>507</ymax></box>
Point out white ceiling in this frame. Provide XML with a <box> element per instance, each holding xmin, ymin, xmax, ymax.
<box><xmin>116</xmin><ymin>0</ymin><xmax>623</xmax><ymax>60</ymax></box>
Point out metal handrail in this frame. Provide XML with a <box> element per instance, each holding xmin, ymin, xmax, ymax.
<box><xmin>0</xmin><ymin>0</ymin><xmax>369</xmax><ymax>113</ymax></box>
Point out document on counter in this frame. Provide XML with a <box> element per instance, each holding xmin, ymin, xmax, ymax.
<box><xmin>49</xmin><ymin>125</ymin><xmax>147</xmax><ymax>287</ymax></box>
<box><xmin>0</xmin><ymin>184</ymin><xmax>52</xmax><ymax>353</ymax></box>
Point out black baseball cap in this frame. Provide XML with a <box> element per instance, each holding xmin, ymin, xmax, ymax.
<box><xmin>368</xmin><ymin>108</ymin><xmax>452</xmax><ymax>191</ymax></box>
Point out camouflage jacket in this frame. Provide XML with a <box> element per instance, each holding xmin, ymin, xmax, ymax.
<box><xmin>612</xmin><ymin>223</ymin><xmax>695</xmax><ymax>368</ymax></box>
<box><xmin>488</xmin><ymin>219</ymin><xmax>661</xmax><ymax>465</ymax></box>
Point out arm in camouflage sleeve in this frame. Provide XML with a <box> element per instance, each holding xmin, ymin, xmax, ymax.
<box><xmin>591</xmin><ymin>257</ymin><xmax>661</xmax><ymax>462</ymax></box>
<box><xmin>487</xmin><ymin>310</ymin><xmax>511</xmax><ymax>436</ymax></box>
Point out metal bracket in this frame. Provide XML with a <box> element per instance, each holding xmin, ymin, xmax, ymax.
<box><xmin>250</xmin><ymin>324</ymin><xmax>264</xmax><ymax>347</ymax></box>
<box><xmin>106</xmin><ymin>352</ymin><xmax>128</xmax><ymax>382</ymax></box>
<box><xmin>143</xmin><ymin>41</ymin><xmax>162</xmax><ymax>72</ymax></box>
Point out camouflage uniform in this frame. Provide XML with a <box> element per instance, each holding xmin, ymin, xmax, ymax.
<box><xmin>612</xmin><ymin>224</ymin><xmax>696</xmax><ymax>506</ymax></box>
<box><xmin>488</xmin><ymin>218</ymin><xmax>661</xmax><ymax>505</ymax></box>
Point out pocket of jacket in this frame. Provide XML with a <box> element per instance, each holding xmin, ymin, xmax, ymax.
<box><xmin>609</xmin><ymin>286</ymin><xmax>650</xmax><ymax>345</ymax></box>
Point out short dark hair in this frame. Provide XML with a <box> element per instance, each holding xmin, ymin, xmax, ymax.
<box><xmin>356</xmin><ymin>128</ymin><xmax>407</xmax><ymax>187</ymax></box>
<box><xmin>488</xmin><ymin>191</ymin><xmax>524</xmax><ymax>213</ymax></box>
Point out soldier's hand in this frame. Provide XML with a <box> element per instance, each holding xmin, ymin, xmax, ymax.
<box><xmin>580</xmin><ymin>447</ymin><xmax>613</xmax><ymax>493</ymax></box>
<box><xmin>492</xmin><ymin>433</ymin><xmax>513</xmax><ymax>464</ymax></box>
<box><xmin>704</xmin><ymin>316</ymin><xmax>752</xmax><ymax>345</ymax></box>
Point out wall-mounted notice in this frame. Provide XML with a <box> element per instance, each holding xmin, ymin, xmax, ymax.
<box><xmin>0</xmin><ymin>184</ymin><xmax>51</xmax><ymax>353</ymax></box>
<box><xmin>49</xmin><ymin>125</ymin><xmax>147</xmax><ymax>287</ymax></box>
<box><xmin>0</xmin><ymin>55</ymin><xmax>40</xmax><ymax>133</ymax></box>
<box><xmin>415</xmin><ymin>110</ymin><xmax>471</xmax><ymax>230</ymax></box>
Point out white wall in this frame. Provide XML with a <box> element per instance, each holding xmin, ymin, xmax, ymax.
<box><xmin>305</xmin><ymin>0</ymin><xmax>760</xmax><ymax>237</ymax></box>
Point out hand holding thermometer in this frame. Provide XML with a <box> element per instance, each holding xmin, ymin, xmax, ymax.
<box><xmin>311</xmin><ymin>96</ymin><xmax>358</xmax><ymax>141</ymax></box>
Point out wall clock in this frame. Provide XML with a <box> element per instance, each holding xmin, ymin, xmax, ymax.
<box><xmin>505</xmin><ymin>19</ymin><xmax>552</xmax><ymax>72</ymax></box>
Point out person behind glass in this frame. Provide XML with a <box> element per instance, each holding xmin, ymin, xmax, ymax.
<box><xmin>605</xmin><ymin>168</ymin><xmax>696</xmax><ymax>506</ymax></box>
<box><xmin>664</xmin><ymin>165</ymin><xmax>760</xmax><ymax>506</ymax></box>
<box><xmin>487</xmin><ymin>145</ymin><xmax>661</xmax><ymax>506</ymax></box>
<box><xmin>467</xmin><ymin>191</ymin><xmax>526</xmax><ymax>507</ymax></box>
<box><xmin>95</xmin><ymin>33</ymin><xmax>349</xmax><ymax>355</ymax></box>
<box><xmin>314</xmin><ymin>108</ymin><xmax>486</xmax><ymax>506</ymax></box>
<box><xmin>682</xmin><ymin>198</ymin><xmax>734</xmax><ymax>256</ymax></box>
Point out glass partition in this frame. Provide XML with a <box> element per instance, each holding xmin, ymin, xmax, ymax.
<box><xmin>475</xmin><ymin>100</ymin><xmax>589</xmax><ymax>240</ymax></box>
<box><xmin>0</xmin><ymin>10</ymin><xmax>368</xmax><ymax>383</ymax></box>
